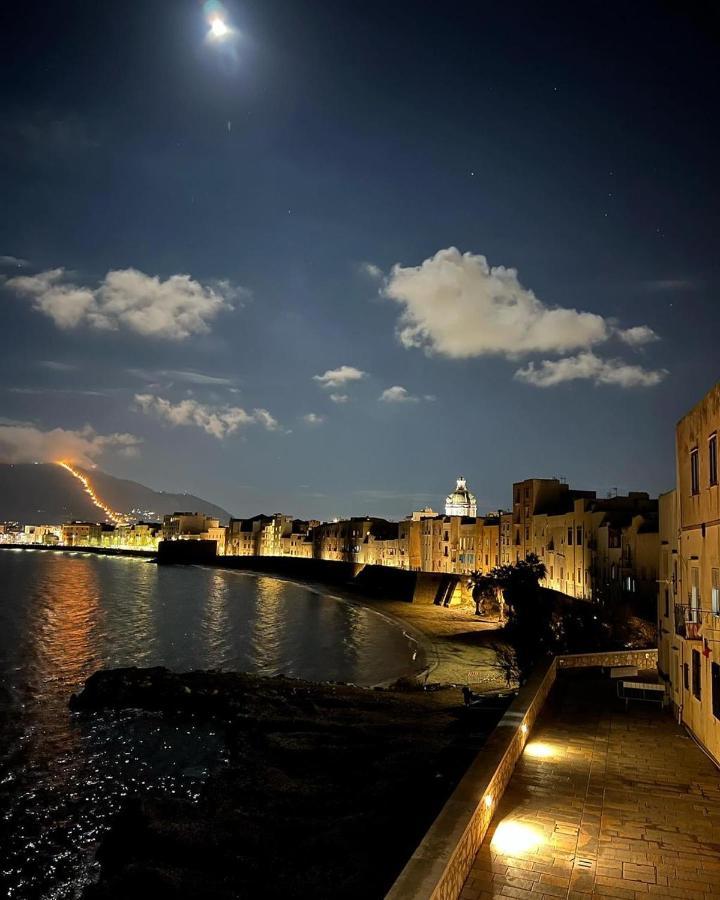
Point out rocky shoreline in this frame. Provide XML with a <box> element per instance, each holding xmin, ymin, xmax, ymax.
<box><xmin>71</xmin><ymin>667</ymin><xmax>506</xmax><ymax>899</ymax></box>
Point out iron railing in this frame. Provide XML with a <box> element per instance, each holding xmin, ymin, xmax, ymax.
<box><xmin>674</xmin><ymin>604</ymin><xmax>720</xmax><ymax>638</ymax></box>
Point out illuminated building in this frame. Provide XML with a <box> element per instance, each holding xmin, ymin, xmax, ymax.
<box><xmin>162</xmin><ymin>512</ymin><xmax>227</xmax><ymax>553</ymax></box>
<box><xmin>61</xmin><ymin>521</ymin><xmax>103</xmax><ymax>547</ymax></box>
<box><xmin>659</xmin><ymin>380</ymin><xmax>720</xmax><ymax>766</ymax></box>
<box><xmin>445</xmin><ymin>477</ymin><xmax>477</xmax><ymax>517</ymax></box>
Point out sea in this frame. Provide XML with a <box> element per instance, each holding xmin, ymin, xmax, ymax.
<box><xmin>0</xmin><ymin>549</ymin><xmax>425</xmax><ymax>899</ymax></box>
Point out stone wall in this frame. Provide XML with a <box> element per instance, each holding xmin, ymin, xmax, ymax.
<box><xmin>386</xmin><ymin>649</ymin><xmax>658</xmax><ymax>900</ymax></box>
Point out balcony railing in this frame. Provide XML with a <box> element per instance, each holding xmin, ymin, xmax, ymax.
<box><xmin>674</xmin><ymin>604</ymin><xmax>720</xmax><ymax>638</ymax></box>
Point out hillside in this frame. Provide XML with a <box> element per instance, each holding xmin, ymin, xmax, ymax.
<box><xmin>0</xmin><ymin>464</ymin><xmax>232</xmax><ymax>525</ymax></box>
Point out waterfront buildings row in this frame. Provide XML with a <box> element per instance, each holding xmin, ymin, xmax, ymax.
<box><xmin>0</xmin><ymin>475</ymin><xmax>659</xmax><ymax>612</ymax></box>
<box><xmin>657</xmin><ymin>380</ymin><xmax>720</xmax><ymax>765</ymax></box>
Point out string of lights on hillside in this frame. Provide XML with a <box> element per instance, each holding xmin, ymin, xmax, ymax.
<box><xmin>56</xmin><ymin>462</ymin><xmax>133</xmax><ymax>527</ymax></box>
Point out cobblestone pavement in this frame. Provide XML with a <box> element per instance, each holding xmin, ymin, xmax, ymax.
<box><xmin>461</xmin><ymin>673</ymin><xmax>720</xmax><ymax>899</ymax></box>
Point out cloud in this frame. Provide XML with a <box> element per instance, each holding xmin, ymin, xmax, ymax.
<box><xmin>358</xmin><ymin>262</ymin><xmax>383</xmax><ymax>280</ymax></box>
<box><xmin>379</xmin><ymin>385</ymin><xmax>420</xmax><ymax>403</ymax></box>
<box><xmin>0</xmin><ymin>255</ymin><xmax>27</xmax><ymax>268</ymax></box>
<box><xmin>514</xmin><ymin>352</ymin><xmax>668</xmax><ymax>388</ymax></box>
<box><xmin>641</xmin><ymin>279</ymin><xmax>699</xmax><ymax>292</ymax></box>
<box><xmin>329</xmin><ymin>393</ymin><xmax>349</xmax><ymax>404</ymax></box>
<box><xmin>0</xmin><ymin>424</ymin><xmax>141</xmax><ymax>466</ymax></box>
<box><xmin>128</xmin><ymin>368</ymin><xmax>233</xmax><ymax>386</ymax></box>
<box><xmin>7</xmin><ymin>267</ymin><xmax>240</xmax><ymax>340</ymax></box>
<box><xmin>617</xmin><ymin>325</ymin><xmax>659</xmax><ymax>347</ymax></box>
<box><xmin>384</xmin><ymin>247</ymin><xmax>655</xmax><ymax>359</ymax></box>
<box><xmin>313</xmin><ymin>366</ymin><xmax>367</xmax><ymax>389</ymax></box>
<box><xmin>301</xmin><ymin>413</ymin><xmax>326</xmax><ymax>425</ymax></box>
<box><xmin>39</xmin><ymin>360</ymin><xmax>77</xmax><ymax>371</ymax></box>
<box><xmin>134</xmin><ymin>394</ymin><xmax>279</xmax><ymax>439</ymax></box>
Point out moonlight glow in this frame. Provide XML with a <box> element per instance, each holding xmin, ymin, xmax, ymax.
<box><xmin>210</xmin><ymin>17</ymin><xmax>229</xmax><ymax>39</ymax></box>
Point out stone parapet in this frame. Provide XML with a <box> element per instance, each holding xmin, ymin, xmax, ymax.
<box><xmin>386</xmin><ymin>648</ymin><xmax>658</xmax><ymax>900</ymax></box>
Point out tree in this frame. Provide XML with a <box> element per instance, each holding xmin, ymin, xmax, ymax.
<box><xmin>467</xmin><ymin>570</ymin><xmax>498</xmax><ymax>617</ymax></box>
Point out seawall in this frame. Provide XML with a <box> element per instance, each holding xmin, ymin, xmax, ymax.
<box><xmin>0</xmin><ymin>543</ymin><xmax>155</xmax><ymax>559</ymax></box>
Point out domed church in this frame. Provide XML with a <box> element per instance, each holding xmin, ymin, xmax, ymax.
<box><xmin>445</xmin><ymin>476</ymin><xmax>477</xmax><ymax>517</ymax></box>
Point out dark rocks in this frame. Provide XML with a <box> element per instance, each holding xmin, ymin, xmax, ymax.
<box><xmin>73</xmin><ymin>667</ymin><xmax>500</xmax><ymax>900</ymax></box>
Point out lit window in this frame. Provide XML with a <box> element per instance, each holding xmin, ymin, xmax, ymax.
<box><xmin>692</xmin><ymin>649</ymin><xmax>702</xmax><ymax>701</ymax></box>
<box><xmin>710</xmin><ymin>434</ymin><xmax>718</xmax><ymax>486</ymax></box>
<box><xmin>691</xmin><ymin>448</ymin><xmax>700</xmax><ymax>495</ymax></box>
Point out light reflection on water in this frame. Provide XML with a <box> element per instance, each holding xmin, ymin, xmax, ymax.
<box><xmin>0</xmin><ymin>551</ymin><xmax>424</xmax><ymax>899</ymax></box>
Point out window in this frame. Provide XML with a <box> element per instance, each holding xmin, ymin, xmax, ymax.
<box><xmin>713</xmin><ymin>569</ymin><xmax>720</xmax><ymax>615</ymax></box>
<box><xmin>576</xmin><ymin>526</ymin><xmax>583</xmax><ymax>545</ymax></box>
<box><xmin>683</xmin><ymin>662</ymin><xmax>689</xmax><ymax>691</ymax></box>
<box><xmin>578</xmin><ymin>568</ymin><xmax>582</xmax><ymax>584</ymax></box>
<box><xmin>710</xmin><ymin>434</ymin><xmax>718</xmax><ymax>486</ymax></box>
<box><xmin>692</xmin><ymin>649</ymin><xmax>701</xmax><ymax>701</ymax></box>
<box><xmin>549</xmin><ymin>565</ymin><xmax>554</xmax><ymax>579</ymax></box>
<box><xmin>691</xmin><ymin>567</ymin><xmax>700</xmax><ymax>608</ymax></box>
<box><xmin>567</xmin><ymin>527</ymin><xmax>573</xmax><ymax>546</ymax></box>
<box><xmin>691</xmin><ymin>448</ymin><xmax>700</xmax><ymax>495</ymax></box>
<box><xmin>664</xmin><ymin>588</ymin><xmax>669</xmax><ymax>618</ymax></box>
<box><xmin>713</xmin><ymin>663</ymin><xmax>720</xmax><ymax>721</ymax></box>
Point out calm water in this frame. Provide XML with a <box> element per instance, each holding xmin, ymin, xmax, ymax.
<box><xmin>0</xmin><ymin>550</ymin><xmax>424</xmax><ymax>899</ymax></box>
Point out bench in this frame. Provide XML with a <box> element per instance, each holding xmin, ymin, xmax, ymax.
<box><xmin>617</xmin><ymin>679</ymin><xmax>666</xmax><ymax>709</ymax></box>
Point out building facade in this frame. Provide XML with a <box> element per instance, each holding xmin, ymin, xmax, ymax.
<box><xmin>659</xmin><ymin>381</ymin><xmax>720</xmax><ymax>765</ymax></box>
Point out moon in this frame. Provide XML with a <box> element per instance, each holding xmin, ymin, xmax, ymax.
<box><xmin>210</xmin><ymin>17</ymin><xmax>228</xmax><ymax>39</ymax></box>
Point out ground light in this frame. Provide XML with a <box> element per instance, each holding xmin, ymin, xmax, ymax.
<box><xmin>491</xmin><ymin>820</ymin><xmax>545</xmax><ymax>855</ymax></box>
<box><xmin>523</xmin><ymin>740</ymin><xmax>557</xmax><ymax>759</ymax></box>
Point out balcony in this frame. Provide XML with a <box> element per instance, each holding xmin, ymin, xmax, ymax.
<box><xmin>674</xmin><ymin>604</ymin><xmax>720</xmax><ymax>639</ymax></box>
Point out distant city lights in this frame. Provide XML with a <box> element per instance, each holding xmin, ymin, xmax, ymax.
<box><xmin>56</xmin><ymin>462</ymin><xmax>132</xmax><ymax>527</ymax></box>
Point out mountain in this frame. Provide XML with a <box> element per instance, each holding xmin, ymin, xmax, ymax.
<box><xmin>0</xmin><ymin>464</ymin><xmax>232</xmax><ymax>525</ymax></box>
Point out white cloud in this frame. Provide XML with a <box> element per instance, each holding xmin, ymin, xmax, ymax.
<box><xmin>301</xmin><ymin>413</ymin><xmax>326</xmax><ymax>425</ymax></box>
<box><xmin>384</xmin><ymin>247</ymin><xmax>655</xmax><ymax>359</ymax></box>
<box><xmin>39</xmin><ymin>360</ymin><xmax>77</xmax><ymax>371</ymax></box>
<box><xmin>617</xmin><ymin>325</ymin><xmax>659</xmax><ymax>347</ymax></box>
<box><xmin>359</xmin><ymin>262</ymin><xmax>383</xmax><ymax>279</ymax></box>
<box><xmin>0</xmin><ymin>424</ymin><xmax>141</xmax><ymax>466</ymax></box>
<box><xmin>329</xmin><ymin>393</ymin><xmax>349</xmax><ymax>404</ymax></box>
<box><xmin>134</xmin><ymin>394</ymin><xmax>279</xmax><ymax>439</ymax></box>
<box><xmin>313</xmin><ymin>366</ymin><xmax>367</xmax><ymax>389</ymax></box>
<box><xmin>128</xmin><ymin>368</ymin><xmax>233</xmax><ymax>386</ymax></box>
<box><xmin>7</xmin><ymin>267</ymin><xmax>240</xmax><ymax>340</ymax></box>
<box><xmin>514</xmin><ymin>352</ymin><xmax>668</xmax><ymax>388</ymax></box>
<box><xmin>0</xmin><ymin>255</ymin><xmax>27</xmax><ymax>268</ymax></box>
<box><xmin>379</xmin><ymin>385</ymin><xmax>420</xmax><ymax>403</ymax></box>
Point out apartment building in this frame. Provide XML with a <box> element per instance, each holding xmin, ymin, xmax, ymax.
<box><xmin>532</xmin><ymin>493</ymin><xmax>658</xmax><ymax>608</ymax></box>
<box><xmin>61</xmin><ymin>521</ymin><xmax>103</xmax><ymax>546</ymax></box>
<box><xmin>659</xmin><ymin>381</ymin><xmax>720</xmax><ymax>764</ymax></box>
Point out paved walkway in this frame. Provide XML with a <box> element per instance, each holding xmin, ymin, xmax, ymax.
<box><xmin>461</xmin><ymin>673</ymin><xmax>720</xmax><ymax>899</ymax></box>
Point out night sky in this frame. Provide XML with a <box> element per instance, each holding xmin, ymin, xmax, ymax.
<box><xmin>1</xmin><ymin>0</ymin><xmax>718</xmax><ymax>519</ymax></box>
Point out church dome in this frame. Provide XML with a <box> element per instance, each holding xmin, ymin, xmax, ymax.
<box><xmin>445</xmin><ymin>476</ymin><xmax>477</xmax><ymax>517</ymax></box>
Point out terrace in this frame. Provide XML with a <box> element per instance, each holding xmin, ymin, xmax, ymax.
<box><xmin>460</xmin><ymin>671</ymin><xmax>720</xmax><ymax>899</ymax></box>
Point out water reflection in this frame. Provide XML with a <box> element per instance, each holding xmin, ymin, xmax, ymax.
<box><xmin>0</xmin><ymin>551</ymin><xmax>425</xmax><ymax>899</ymax></box>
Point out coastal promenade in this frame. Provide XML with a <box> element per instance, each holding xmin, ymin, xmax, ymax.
<box><xmin>460</xmin><ymin>673</ymin><xmax>720</xmax><ymax>900</ymax></box>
